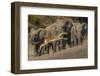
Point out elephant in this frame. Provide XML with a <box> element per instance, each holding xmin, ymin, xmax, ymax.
<box><xmin>71</xmin><ymin>22</ymin><xmax>87</xmax><ymax>46</ymax></box>
<box><xmin>31</xmin><ymin>28</ymin><xmax>46</xmax><ymax>56</ymax></box>
<box><xmin>31</xmin><ymin>33</ymin><xmax>40</xmax><ymax>56</ymax></box>
<box><xmin>81</xmin><ymin>23</ymin><xmax>88</xmax><ymax>43</ymax></box>
<box><xmin>62</xmin><ymin>21</ymin><xmax>73</xmax><ymax>48</ymax></box>
<box><xmin>71</xmin><ymin>24</ymin><xmax>77</xmax><ymax>46</ymax></box>
<box><xmin>71</xmin><ymin>22</ymin><xmax>83</xmax><ymax>46</ymax></box>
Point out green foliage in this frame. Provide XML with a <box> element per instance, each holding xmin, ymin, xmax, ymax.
<box><xmin>28</xmin><ymin>15</ymin><xmax>39</xmax><ymax>24</ymax></box>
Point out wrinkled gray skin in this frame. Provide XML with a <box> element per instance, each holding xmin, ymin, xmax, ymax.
<box><xmin>37</xmin><ymin>20</ymin><xmax>64</xmax><ymax>55</ymax></box>
<box><xmin>81</xmin><ymin>23</ymin><xmax>88</xmax><ymax>41</ymax></box>
<box><xmin>45</xmin><ymin>20</ymin><xmax>64</xmax><ymax>38</ymax></box>
<box><xmin>31</xmin><ymin>20</ymin><xmax>88</xmax><ymax>56</ymax></box>
<box><xmin>31</xmin><ymin>29</ymin><xmax>46</xmax><ymax>56</ymax></box>
<box><xmin>61</xmin><ymin>21</ymin><xmax>73</xmax><ymax>48</ymax></box>
<box><xmin>71</xmin><ymin>22</ymin><xmax>88</xmax><ymax>46</ymax></box>
<box><xmin>71</xmin><ymin>22</ymin><xmax>81</xmax><ymax>46</ymax></box>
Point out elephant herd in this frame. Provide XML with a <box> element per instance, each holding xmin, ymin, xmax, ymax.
<box><xmin>31</xmin><ymin>20</ymin><xmax>88</xmax><ymax>56</ymax></box>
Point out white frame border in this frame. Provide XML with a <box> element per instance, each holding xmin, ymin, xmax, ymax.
<box><xmin>20</xmin><ymin>6</ymin><xmax>95</xmax><ymax>70</ymax></box>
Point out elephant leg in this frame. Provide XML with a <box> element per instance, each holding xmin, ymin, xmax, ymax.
<box><xmin>56</xmin><ymin>40</ymin><xmax>61</xmax><ymax>51</ymax></box>
<box><xmin>71</xmin><ymin>36</ymin><xmax>74</xmax><ymax>47</ymax></box>
<box><xmin>53</xmin><ymin>42</ymin><xmax>57</xmax><ymax>53</ymax></box>
<box><xmin>39</xmin><ymin>43</ymin><xmax>49</xmax><ymax>56</ymax></box>
<box><xmin>38</xmin><ymin>45</ymin><xmax>44</xmax><ymax>56</ymax></box>
<box><xmin>43</xmin><ymin>45</ymin><xmax>50</xmax><ymax>55</ymax></box>
<box><xmin>34</xmin><ymin>44</ymin><xmax>40</xmax><ymax>56</ymax></box>
<box><xmin>71</xmin><ymin>33</ymin><xmax>76</xmax><ymax>47</ymax></box>
<box><xmin>46</xmin><ymin>45</ymin><xmax>49</xmax><ymax>54</ymax></box>
<box><xmin>58</xmin><ymin>44</ymin><xmax>61</xmax><ymax>51</ymax></box>
<box><xmin>62</xmin><ymin>40</ymin><xmax>66</xmax><ymax>49</ymax></box>
<box><xmin>48</xmin><ymin>42</ymin><xmax>54</xmax><ymax>53</ymax></box>
<box><xmin>51</xmin><ymin>43</ymin><xmax>54</xmax><ymax>51</ymax></box>
<box><xmin>77</xmin><ymin>36</ymin><xmax>81</xmax><ymax>45</ymax></box>
<box><xmin>81</xmin><ymin>35</ymin><xmax>83</xmax><ymax>45</ymax></box>
<box><xmin>78</xmin><ymin>37</ymin><xmax>81</xmax><ymax>45</ymax></box>
<box><xmin>71</xmin><ymin>40</ymin><xmax>74</xmax><ymax>47</ymax></box>
<box><xmin>64</xmin><ymin>39</ymin><xmax>69</xmax><ymax>48</ymax></box>
<box><xmin>58</xmin><ymin>41</ymin><xmax>61</xmax><ymax>51</ymax></box>
<box><xmin>74</xmin><ymin>38</ymin><xmax>77</xmax><ymax>46</ymax></box>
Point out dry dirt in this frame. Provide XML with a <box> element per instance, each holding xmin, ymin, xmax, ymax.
<box><xmin>28</xmin><ymin>40</ymin><xmax>88</xmax><ymax>61</ymax></box>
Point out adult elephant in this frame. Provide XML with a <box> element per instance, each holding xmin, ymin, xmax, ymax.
<box><xmin>31</xmin><ymin>28</ymin><xmax>46</xmax><ymax>56</ymax></box>
<box><xmin>81</xmin><ymin>22</ymin><xmax>88</xmax><ymax>43</ymax></box>
<box><xmin>62</xmin><ymin>21</ymin><xmax>73</xmax><ymax>48</ymax></box>
<box><xmin>71</xmin><ymin>22</ymin><xmax>83</xmax><ymax>46</ymax></box>
<box><xmin>71</xmin><ymin>22</ymin><xmax>87</xmax><ymax>46</ymax></box>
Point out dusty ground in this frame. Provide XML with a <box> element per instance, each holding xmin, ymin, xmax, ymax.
<box><xmin>28</xmin><ymin>40</ymin><xmax>88</xmax><ymax>61</ymax></box>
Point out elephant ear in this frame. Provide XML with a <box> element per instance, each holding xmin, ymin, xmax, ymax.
<box><xmin>38</xmin><ymin>29</ymin><xmax>46</xmax><ymax>40</ymax></box>
<box><xmin>31</xmin><ymin>32</ymin><xmax>39</xmax><ymax>45</ymax></box>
